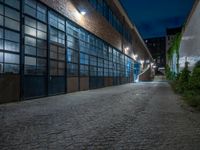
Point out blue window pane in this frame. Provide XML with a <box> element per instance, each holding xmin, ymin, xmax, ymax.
<box><xmin>5</xmin><ymin>0</ymin><xmax>20</xmax><ymax>10</ymax></box>
<box><xmin>5</xmin><ymin>53</ymin><xmax>19</xmax><ymax>64</ymax></box>
<box><xmin>5</xmin><ymin>30</ymin><xmax>20</xmax><ymax>42</ymax></box>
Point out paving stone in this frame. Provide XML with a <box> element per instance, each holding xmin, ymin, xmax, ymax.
<box><xmin>0</xmin><ymin>82</ymin><xmax>200</xmax><ymax>150</ymax></box>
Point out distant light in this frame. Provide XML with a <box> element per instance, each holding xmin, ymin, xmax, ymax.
<box><xmin>146</xmin><ymin>60</ymin><xmax>150</xmax><ymax>63</ymax></box>
<box><xmin>140</xmin><ymin>60</ymin><xmax>144</xmax><ymax>64</ymax></box>
<box><xmin>80</xmin><ymin>11</ymin><xmax>86</xmax><ymax>16</ymax></box>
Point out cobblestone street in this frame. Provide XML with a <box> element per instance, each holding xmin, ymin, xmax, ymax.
<box><xmin>0</xmin><ymin>82</ymin><xmax>200</xmax><ymax>150</ymax></box>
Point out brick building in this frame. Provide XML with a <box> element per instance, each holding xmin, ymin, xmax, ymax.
<box><xmin>144</xmin><ymin>37</ymin><xmax>166</xmax><ymax>68</ymax></box>
<box><xmin>0</xmin><ymin>0</ymin><xmax>153</xmax><ymax>103</ymax></box>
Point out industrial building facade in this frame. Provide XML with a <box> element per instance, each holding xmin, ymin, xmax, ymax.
<box><xmin>0</xmin><ymin>0</ymin><xmax>152</xmax><ymax>103</ymax></box>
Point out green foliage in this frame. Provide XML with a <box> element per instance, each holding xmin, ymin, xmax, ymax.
<box><xmin>176</xmin><ymin>62</ymin><xmax>190</xmax><ymax>93</ymax></box>
<box><xmin>166</xmin><ymin>33</ymin><xmax>182</xmax><ymax>74</ymax></box>
<box><xmin>165</xmin><ymin>64</ymin><xmax>176</xmax><ymax>80</ymax></box>
<box><xmin>167</xmin><ymin>33</ymin><xmax>182</xmax><ymax>61</ymax></box>
<box><xmin>184</xmin><ymin>90</ymin><xmax>200</xmax><ymax>109</ymax></box>
<box><xmin>189</xmin><ymin>68</ymin><xmax>200</xmax><ymax>90</ymax></box>
<box><xmin>189</xmin><ymin>61</ymin><xmax>200</xmax><ymax>90</ymax></box>
<box><xmin>171</xmin><ymin>61</ymin><xmax>200</xmax><ymax>110</ymax></box>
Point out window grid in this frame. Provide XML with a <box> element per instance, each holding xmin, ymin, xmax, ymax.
<box><xmin>49</xmin><ymin>11</ymin><xmax>66</xmax><ymax>76</ymax></box>
<box><xmin>0</xmin><ymin>0</ymin><xmax>135</xmax><ymax>81</ymax></box>
<box><xmin>88</xmin><ymin>0</ymin><xmax>132</xmax><ymax>43</ymax></box>
<box><xmin>0</xmin><ymin>0</ymin><xmax>20</xmax><ymax>74</ymax></box>
<box><xmin>24</xmin><ymin>11</ymin><xmax>48</xmax><ymax>75</ymax></box>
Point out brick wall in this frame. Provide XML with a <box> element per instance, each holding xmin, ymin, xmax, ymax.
<box><xmin>39</xmin><ymin>0</ymin><xmax>152</xmax><ymax>60</ymax></box>
<box><xmin>40</xmin><ymin>0</ymin><xmax>123</xmax><ymax>51</ymax></box>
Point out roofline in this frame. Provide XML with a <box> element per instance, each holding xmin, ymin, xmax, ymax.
<box><xmin>114</xmin><ymin>0</ymin><xmax>154</xmax><ymax>61</ymax></box>
<box><xmin>144</xmin><ymin>36</ymin><xmax>166</xmax><ymax>40</ymax></box>
<box><xmin>114</xmin><ymin>0</ymin><xmax>134</xmax><ymax>28</ymax></box>
<box><xmin>183</xmin><ymin>0</ymin><xmax>200</xmax><ymax>32</ymax></box>
<box><xmin>133</xmin><ymin>26</ymin><xmax>154</xmax><ymax>61</ymax></box>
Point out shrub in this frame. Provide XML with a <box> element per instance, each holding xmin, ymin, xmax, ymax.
<box><xmin>171</xmin><ymin>61</ymin><xmax>200</xmax><ymax>110</ymax></box>
<box><xmin>189</xmin><ymin>68</ymin><xmax>200</xmax><ymax>90</ymax></box>
<box><xmin>189</xmin><ymin>61</ymin><xmax>200</xmax><ymax>90</ymax></box>
<box><xmin>185</xmin><ymin>61</ymin><xmax>200</xmax><ymax>109</ymax></box>
<box><xmin>184</xmin><ymin>90</ymin><xmax>200</xmax><ymax>108</ymax></box>
<box><xmin>176</xmin><ymin>62</ymin><xmax>190</xmax><ymax>93</ymax></box>
<box><xmin>165</xmin><ymin>65</ymin><xmax>176</xmax><ymax>80</ymax></box>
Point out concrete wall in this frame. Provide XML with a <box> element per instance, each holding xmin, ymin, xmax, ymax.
<box><xmin>179</xmin><ymin>0</ymin><xmax>200</xmax><ymax>70</ymax></box>
<box><xmin>139</xmin><ymin>66</ymin><xmax>154</xmax><ymax>81</ymax></box>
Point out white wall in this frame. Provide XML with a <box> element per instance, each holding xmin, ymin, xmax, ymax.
<box><xmin>179</xmin><ymin>1</ymin><xmax>200</xmax><ymax>70</ymax></box>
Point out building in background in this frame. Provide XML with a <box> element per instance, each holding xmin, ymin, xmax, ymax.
<box><xmin>144</xmin><ymin>37</ymin><xmax>166</xmax><ymax>71</ymax></box>
<box><xmin>0</xmin><ymin>0</ymin><xmax>153</xmax><ymax>103</ymax></box>
<box><xmin>166</xmin><ymin>27</ymin><xmax>182</xmax><ymax>52</ymax></box>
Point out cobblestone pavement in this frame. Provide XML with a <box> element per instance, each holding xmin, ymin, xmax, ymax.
<box><xmin>0</xmin><ymin>82</ymin><xmax>200</xmax><ymax>150</ymax></box>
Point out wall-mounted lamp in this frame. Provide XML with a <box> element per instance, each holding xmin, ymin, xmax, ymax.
<box><xmin>77</xmin><ymin>5</ymin><xmax>87</xmax><ymax>16</ymax></box>
<box><xmin>80</xmin><ymin>10</ymin><xmax>86</xmax><ymax>16</ymax></box>
<box><xmin>125</xmin><ymin>47</ymin><xmax>129</xmax><ymax>51</ymax></box>
<box><xmin>132</xmin><ymin>54</ymin><xmax>138</xmax><ymax>60</ymax></box>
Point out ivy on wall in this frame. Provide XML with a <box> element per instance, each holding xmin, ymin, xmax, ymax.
<box><xmin>166</xmin><ymin>33</ymin><xmax>182</xmax><ymax>74</ymax></box>
<box><xmin>167</xmin><ymin>33</ymin><xmax>182</xmax><ymax>61</ymax></box>
<box><xmin>165</xmin><ymin>33</ymin><xmax>182</xmax><ymax>80</ymax></box>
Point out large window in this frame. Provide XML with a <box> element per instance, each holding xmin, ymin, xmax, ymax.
<box><xmin>66</xmin><ymin>21</ymin><xmax>79</xmax><ymax>77</ymax></box>
<box><xmin>89</xmin><ymin>35</ymin><xmax>97</xmax><ymax>56</ymax></box>
<box><xmin>24</xmin><ymin>0</ymin><xmax>47</xmax><ymax>23</ymax></box>
<box><xmin>80</xmin><ymin>64</ymin><xmax>89</xmax><ymax>76</ymax></box>
<box><xmin>49</xmin><ymin>11</ymin><xmax>66</xmax><ymax>76</ymax></box>
<box><xmin>0</xmin><ymin>28</ymin><xmax>20</xmax><ymax>74</ymax></box>
<box><xmin>120</xmin><ymin>54</ymin><xmax>125</xmax><ymax>77</ymax></box>
<box><xmin>0</xmin><ymin>1</ymin><xmax>20</xmax><ymax>74</ymax></box>
<box><xmin>90</xmin><ymin>56</ymin><xmax>97</xmax><ymax>76</ymax></box>
<box><xmin>0</xmin><ymin>0</ymin><xmax>135</xmax><ymax>80</ymax></box>
<box><xmin>79</xmin><ymin>29</ymin><xmax>89</xmax><ymax>54</ymax></box>
<box><xmin>49</xmin><ymin>44</ymin><xmax>65</xmax><ymax>75</ymax></box>
<box><xmin>67</xmin><ymin>63</ymin><xmax>78</xmax><ymax>76</ymax></box>
<box><xmin>0</xmin><ymin>3</ymin><xmax>20</xmax><ymax>31</ymax></box>
<box><xmin>88</xmin><ymin>0</ymin><xmax>131</xmax><ymax>42</ymax></box>
<box><xmin>80</xmin><ymin>53</ymin><xmax>89</xmax><ymax>76</ymax></box>
<box><xmin>24</xmin><ymin>13</ymin><xmax>47</xmax><ymax>75</ymax></box>
<box><xmin>125</xmin><ymin>56</ymin><xmax>131</xmax><ymax>77</ymax></box>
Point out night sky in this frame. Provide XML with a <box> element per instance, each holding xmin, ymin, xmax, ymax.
<box><xmin>121</xmin><ymin>0</ymin><xmax>195</xmax><ymax>39</ymax></box>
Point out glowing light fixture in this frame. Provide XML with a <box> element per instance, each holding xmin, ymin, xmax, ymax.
<box><xmin>80</xmin><ymin>11</ymin><xmax>86</xmax><ymax>16</ymax></box>
<box><xmin>132</xmin><ymin>54</ymin><xmax>138</xmax><ymax>60</ymax></box>
<box><xmin>124</xmin><ymin>47</ymin><xmax>129</xmax><ymax>52</ymax></box>
<box><xmin>140</xmin><ymin>60</ymin><xmax>144</xmax><ymax>64</ymax></box>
